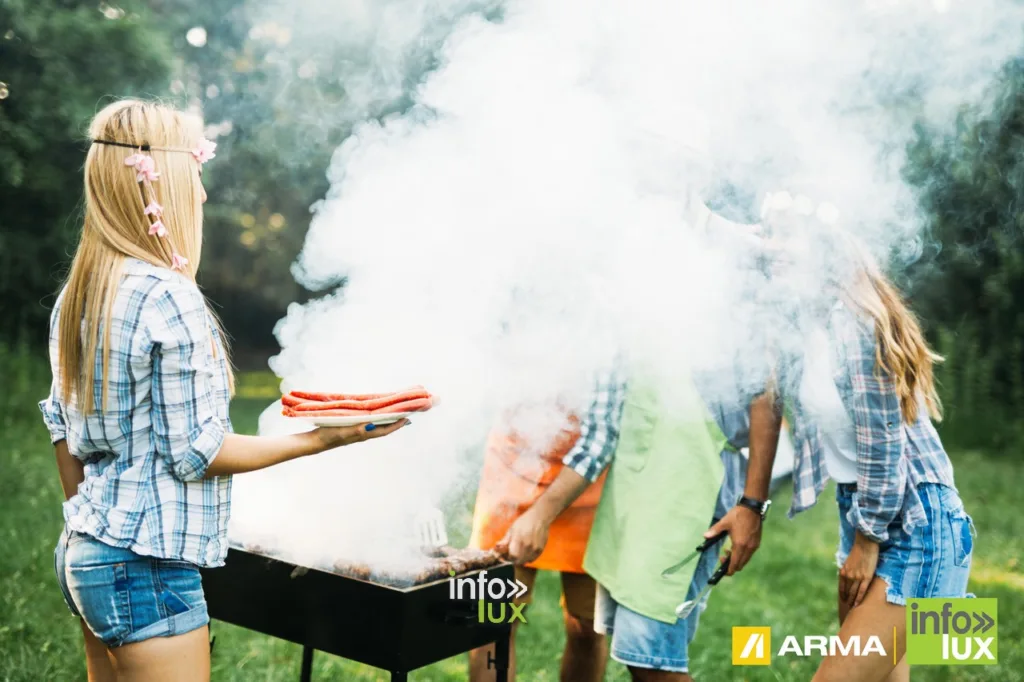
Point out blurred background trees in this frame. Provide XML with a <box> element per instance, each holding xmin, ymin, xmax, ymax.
<box><xmin>1</xmin><ymin>1</ymin><xmax>1022</xmax><ymax>449</ymax></box>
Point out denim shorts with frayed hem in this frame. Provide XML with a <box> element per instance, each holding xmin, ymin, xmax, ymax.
<box><xmin>54</xmin><ymin>528</ymin><xmax>209</xmax><ymax>647</ymax></box>
<box><xmin>835</xmin><ymin>482</ymin><xmax>975</xmax><ymax>606</ymax></box>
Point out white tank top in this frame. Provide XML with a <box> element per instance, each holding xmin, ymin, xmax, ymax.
<box><xmin>799</xmin><ymin>326</ymin><xmax>858</xmax><ymax>483</ymax></box>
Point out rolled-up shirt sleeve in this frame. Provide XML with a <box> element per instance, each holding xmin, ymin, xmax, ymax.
<box><xmin>834</xmin><ymin>308</ymin><xmax>905</xmax><ymax>543</ymax></box>
<box><xmin>38</xmin><ymin>380</ymin><xmax>68</xmax><ymax>444</ymax></box>
<box><xmin>563</xmin><ymin>367</ymin><xmax>627</xmax><ymax>482</ymax></box>
<box><xmin>145</xmin><ymin>279</ymin><xmax>227</xmax><ymax>482</ymax></box>
<box><xmin>39</xmin><ymin>294</ymin><xmax>68</xmax><ymax>444</ymax></box>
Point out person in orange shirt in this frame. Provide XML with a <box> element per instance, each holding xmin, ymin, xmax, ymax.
<box><xmin>468</xmin><ymin>407</ymin><xmax>609</xmax><ymax>682</ymax></box>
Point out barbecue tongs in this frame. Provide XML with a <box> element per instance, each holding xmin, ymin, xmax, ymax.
<box><xmin>660</xmin><ymin>530</ymin><xmax>727</xmax><ymax>578</ymax></box>
<box><xmin>675</xmin><ymin>558</ymin><xmax>730</xmax><ymax>619</ymax></box>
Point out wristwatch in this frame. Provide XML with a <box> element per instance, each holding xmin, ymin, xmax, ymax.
<box><xmin>737</xmin><ymin>495</ymin><xmax>771</xmax><ymax>520</ymax></box>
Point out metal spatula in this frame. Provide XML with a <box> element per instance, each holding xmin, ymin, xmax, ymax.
<box><xmin>675</xmin><ymin>559</ymin><xmax>729</xmax><ymax>619</ymax></box>
<box><xmin>415</xmin><ymin>507</ymin><xmax>449</xmax><ymax>549</ymax></box>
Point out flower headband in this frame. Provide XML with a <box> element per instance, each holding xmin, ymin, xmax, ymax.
<box><xmin>92</xmin><ymin>137</ymin><xmax>217</xmax><ymax>271</ymax></box>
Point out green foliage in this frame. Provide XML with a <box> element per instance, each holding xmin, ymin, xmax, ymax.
<box><xmin>0</xmin><ymin>0</ymin><xmax>172</xmax><ymax>339</ymax></box>
<box><xmin>905</xmin><ymin>59</ymin><xmax>1024</xmax><ymax>451</ymax></box>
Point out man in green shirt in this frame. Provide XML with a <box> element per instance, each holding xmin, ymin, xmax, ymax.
<box><xmin>497</xmin><ymin>361</ymin><xmax>780</xmax><ymax>682</ymax></box>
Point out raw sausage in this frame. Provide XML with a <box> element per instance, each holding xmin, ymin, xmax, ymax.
<box><xmin>289</xmin><ymin>390</ymin><xmax>393</xmax><ymax>402</ymax></box>
<box><xmin>282</xmin><ymin>407</ymin><xmax>371</xmax><ymax>417</ymax></box>
<box><xmin>288</xmin><ymin>386</ymin><xmax>425</xmax><ymax>403</ymax></box>
<box><xmin>290</xmin><ymin>389</ymin><xmax>431</xmax><ymax>413</ymax></box>
<box><xmin>371</xmin><ymin>397</ymin><xmax>433</xmax><ymax>414</ymax></box>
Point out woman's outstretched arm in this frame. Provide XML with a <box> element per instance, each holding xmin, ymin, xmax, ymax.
<box><xmin>203</xmin><ymin>420</ymin><xmax>409</xmax><ymax>478</ymax></box>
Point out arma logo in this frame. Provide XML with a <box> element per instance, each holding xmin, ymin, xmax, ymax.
<box><xmin>732</xmin><ymin>627</ymin><xmax>888</xmax><ymax>666</ymax></box>
<box><xmin>733</xmin><ymin>627</ymin><xmax>771</xmax><ymax>665</ymax></box>
<box><xmin>906</xmin><ymin>598</ymin><xmax>998</xmax><ymax>665</ymax></box>
<box><xmin>448</xmin><ymin>570</ymin><xmax>529</xmax><ymax>624</ymax></box>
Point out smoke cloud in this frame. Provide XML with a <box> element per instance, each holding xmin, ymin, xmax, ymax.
<box><xmin>227</xmin><ymin>0</ymin><xmax>1024</xmax><ymax>571</ymax></box>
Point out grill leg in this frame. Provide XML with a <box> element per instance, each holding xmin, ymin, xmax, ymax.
<box><xmin>390</xmin><ymin>672</ymin><xmax>407</xmax><ymax>681</ymax></box>
<box><xmin>299</xmin><ymin>646</ymin><xmax>314</xmax><ymax>682</ymax></box>
<box><xmin>493</xmin><ymin>629</ymin><xmax>511</xmax><ymax>682</ymax></box>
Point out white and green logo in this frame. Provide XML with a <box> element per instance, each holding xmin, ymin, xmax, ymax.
<box><xmin>906</xmin><ymin>598</ymin><xmax>997</xmax><ymax>665</ymax></box>
<box><xmin>448</xmin><ymin>570</ymin><xmax>529</xmax><ymax>624</ymax></box>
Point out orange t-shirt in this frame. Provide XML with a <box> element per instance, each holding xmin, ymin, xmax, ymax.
<box><xmin>469</xmin><ymin>413</ymin><xmax>607</xmax><ymax>574</ymax></box>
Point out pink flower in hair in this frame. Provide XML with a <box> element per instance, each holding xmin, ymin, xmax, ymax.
<box><xmin>192</xmin><ymin>138</ymin><xmax>217</xmax><ymax>164</ymax></box>
<box><xmin>171</xmin><ymin>253</ymin><xmax>189</xmax><ymax>271</ymax></box>
<box><xmin>144</xmin><ymin>201</ymin><xmax>163</xmax><ymax>217</ymax></box>
<box><xmin>148</xmin><ymin>220</ymin><xmax>168</xmax><ymax>238</ymax></box>
<box><xmin>134</xmin><ymin>155</ymin><xmax>160</xmax><ymax>182</ymax></box>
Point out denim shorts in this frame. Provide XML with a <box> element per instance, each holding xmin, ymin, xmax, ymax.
<box><xmin>593</xmin><ymin>449</ymin><xmax>745</xmax><ymax>673</ymax></box>
<box><xmin>836</xmin><ymin>482</ymin><xmax>974</xmax><ymax>606</ymax></box>
<box><xmin>54</xmin><ymin>527</ymin><xmax>210</xmax><ymax>647</ymax></box>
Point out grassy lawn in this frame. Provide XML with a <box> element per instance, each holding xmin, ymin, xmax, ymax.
<box><xmin>1</xmin><ymin>369</ymin><xmax>1021</xmax><ymax>680</ymax></box>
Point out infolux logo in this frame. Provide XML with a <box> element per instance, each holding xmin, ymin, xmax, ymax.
<box><xmin>906</xmin><ymin>598</ymin><xmax>998</xmax><ymax>665</ymax></box>
<box><xmin>448</xmin><ymin>570</ymin><xmax>529</xmax><ymax>624</ymax></box>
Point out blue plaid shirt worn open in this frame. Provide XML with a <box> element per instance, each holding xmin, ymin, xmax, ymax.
<box><xmin>39</xmin><ymin>259</ymin><xmax>233</xmax><ymax>567</ymax></box>
<box><xmin>787</xmin><ymin>302</ymin><xmax>956</xmax><ymax>543</ymax></box>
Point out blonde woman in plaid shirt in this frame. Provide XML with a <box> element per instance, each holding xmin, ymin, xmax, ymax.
<box><xmin>41</xmin><ymin>100</ymin><xmax>408</xmax><ymax>682</ymax></box>
<box><xmin>771</xmin><ymin>216</ymin><xmax>974</xmax><ymax>682</ymax></box>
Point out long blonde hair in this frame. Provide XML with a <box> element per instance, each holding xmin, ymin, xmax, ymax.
<box><xmin>843</xmin><ymin>240</ymin><xmax>943</xmax><ymax>424</ymax></box>
<box><xmin>59</xmin><ymin>99</ymin><xmax>232</xmax><ymax>413</ymax></box>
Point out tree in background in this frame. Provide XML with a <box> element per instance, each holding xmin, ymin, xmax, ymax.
<box><xmin>906</xmin><ymin>59</ymin><xmax>1024</xmax><ymax>450</ymax></box>
<box><xmin>0</xmin><ymin>0</ymin><xmax>172</xmax><ymax>338</ymax></box>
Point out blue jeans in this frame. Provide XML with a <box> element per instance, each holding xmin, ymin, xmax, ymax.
<box><xmin>55</xmin><ymin>528</ymin><xmax>209</xmax><ymax>647</ymax></box>
<box><xmin>594</xmin><ymin>449</ymin><xmax>746</xmax><ymax>672</ymax></box>
<box><xmin>836</xmin><ymin>482</ymin><xmax>974</xmax><ymax>605</ymax></box>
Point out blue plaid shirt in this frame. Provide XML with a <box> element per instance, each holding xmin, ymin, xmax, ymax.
<box><xmin>562</xmin><ymin>367</ymin><xmax>628</xmax><ymax>482</ymax></box>
<box><xmin>786</xmin><ymin>302</ymin><xmax>956</xmax><ymax>542</ymax></box>
<box><xmin>39</xmin><ymin>259</ymin><xmax>233</xmax><ymax>566</ymax></box>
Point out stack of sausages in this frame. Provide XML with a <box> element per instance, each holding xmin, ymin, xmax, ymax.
<box><xmin>281</xmin><ymin>386</ymin><xmax>435</xmax><ymax>418</ymax></box>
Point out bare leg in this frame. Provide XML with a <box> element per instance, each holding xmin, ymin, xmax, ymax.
<box><xmin>814</xmin><ymin>577</ymin><xmax>903</xmax><ymax>682</ymax></box>
<box><xmin>628</xmin><ymin>668</ymin><xmax>691</xmax><ymax>682</ymax></box>
<box><xmin>560</xmin><ymin>610</ymin><xmax>607</xmax><ymax>682</ymax></box>
<box><xmin>108</xmin><ymin>625</ymin><xmax>211</xmax><ymax>682</ymax></box>
<box><xmin>81</xmin><ymin>620</ymin><xmax>116</xmax><ymax>682</ymax></box>
<box><xmin>885</xmin><ymin>658</ymin><xmax>910</xmax><ymax>682</ymax></box>
<box><xmin>837</xmin><ymin>580</ymin><xmax>909</xmax><ymax>682</ymax></box>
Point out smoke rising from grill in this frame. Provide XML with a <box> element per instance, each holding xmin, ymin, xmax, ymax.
<box><xmin>227</xmin><ymin>0</ymin><xmax>1024</xmax><ymax>571</ymax></box>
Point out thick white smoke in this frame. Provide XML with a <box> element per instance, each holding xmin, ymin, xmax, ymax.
<box><xmin>228</xmin><ymin>0</ymin><xmax>1024</xmax><ymax>571</ymax></box>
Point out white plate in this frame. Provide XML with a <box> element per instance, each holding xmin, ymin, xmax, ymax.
<box><xmin>294</xmin><ymin>412</ymin><xmax>413</xmax><ymax>428</ymax></box>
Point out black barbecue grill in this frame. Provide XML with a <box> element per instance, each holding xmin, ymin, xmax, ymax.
<box><xmin>201</xmin><ymin>547</ymin><xmax>513</xmax><ymax>682</ymax></box>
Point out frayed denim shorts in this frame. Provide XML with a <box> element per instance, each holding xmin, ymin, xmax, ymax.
<box><xmin>54</xmin><ymin>527</ymin><xmax>209</xmax><ymax>647</ymax></box>
<box><xmin>836</xmin><ymin>482</ymin><xmax>974</xmax><ymax>606</ymax></box>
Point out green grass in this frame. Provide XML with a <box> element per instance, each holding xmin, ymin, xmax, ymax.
<box><xmin>1</xmin><ymin>369</ymin><xmax>1022</xmax><ymax>681</ymax></box>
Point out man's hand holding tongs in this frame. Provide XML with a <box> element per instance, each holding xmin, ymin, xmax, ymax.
<box><xmin>704</xmin><ymin>504</ymin><xmax>764</xmax><ymax>576</ymax></box>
